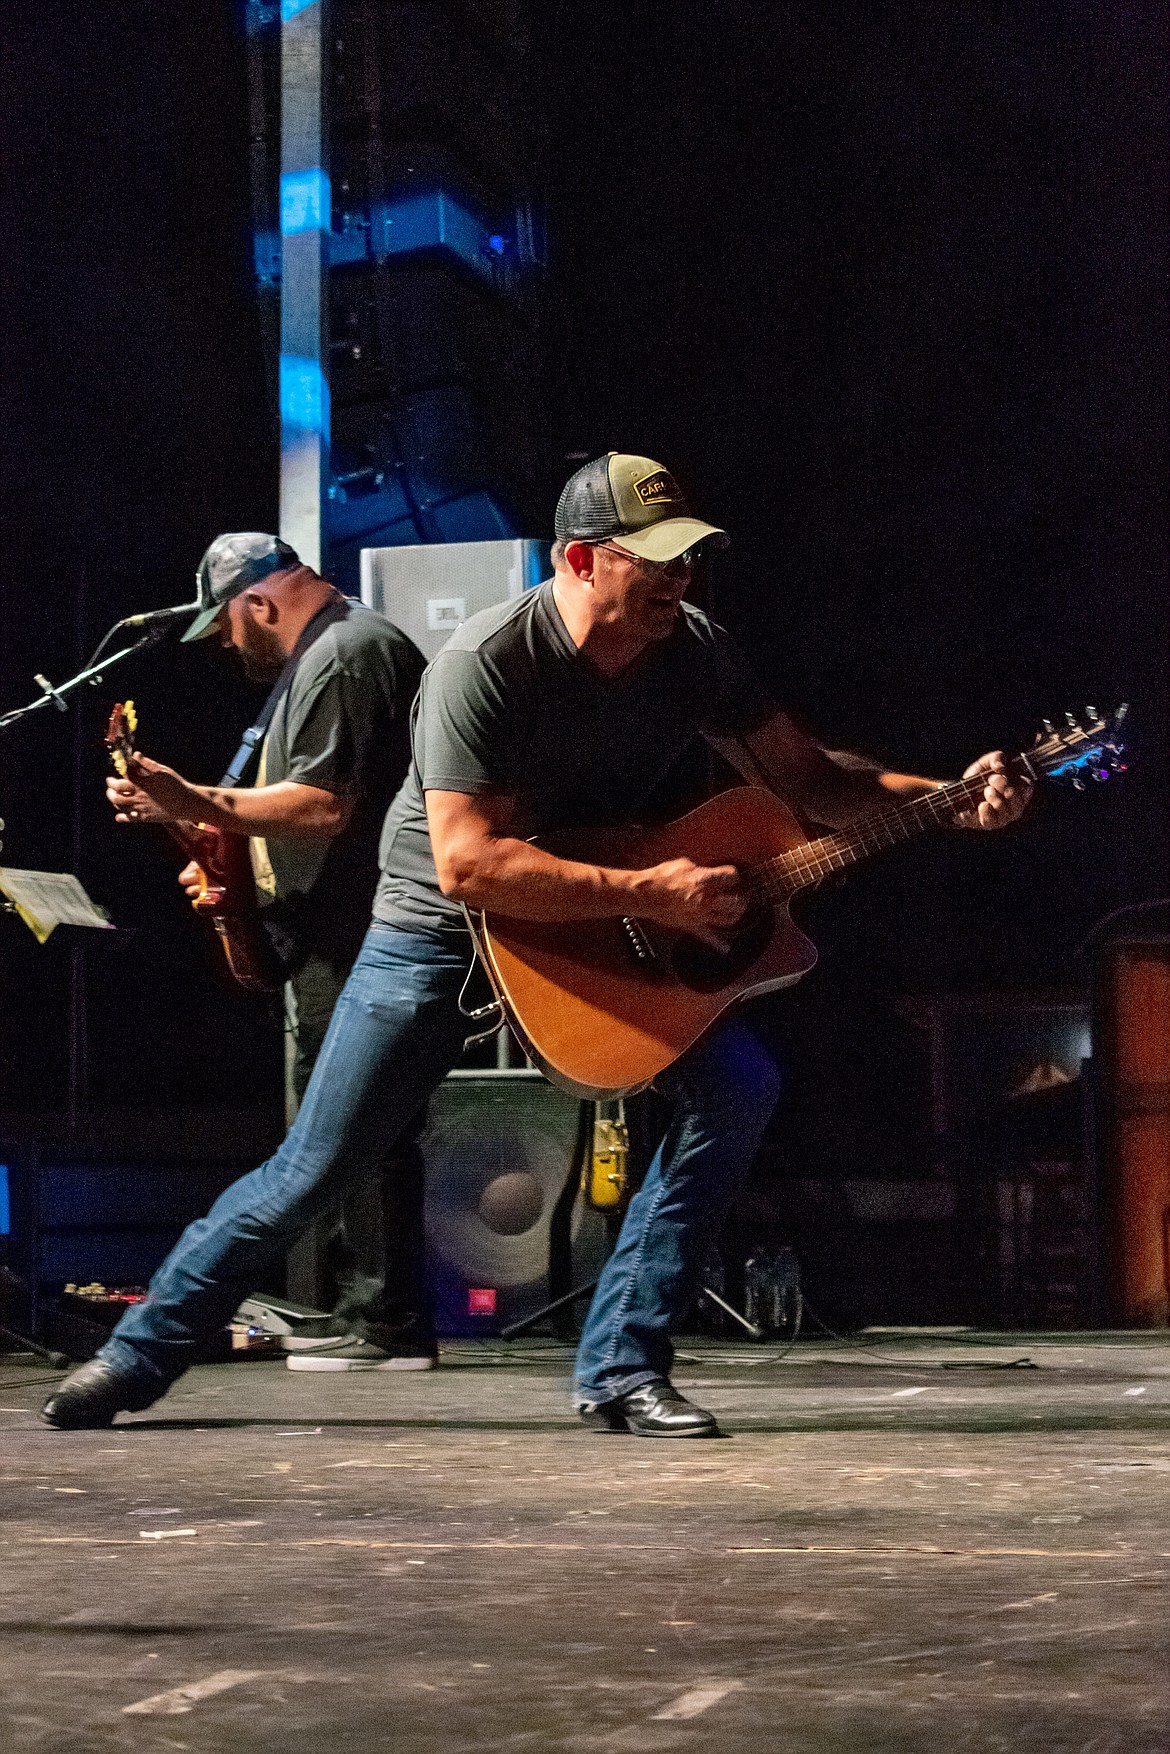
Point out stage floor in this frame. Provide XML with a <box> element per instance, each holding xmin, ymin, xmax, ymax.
<box><xmin>2</xmin><ymin>1332</ymin><xmax>1169</xmax><ymax>1753</ymax></box>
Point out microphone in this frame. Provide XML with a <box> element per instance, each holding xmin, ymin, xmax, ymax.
<box><xmin>121</xmin><ymin>602</ymin><xmax>201</xmax><ymax>627</ymax></box>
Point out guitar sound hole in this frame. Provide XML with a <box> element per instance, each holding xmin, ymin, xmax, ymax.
<box><xmin>670</xmin><ymin>898</ymin><xmax>775</xmax><ymax>992</ymax></box>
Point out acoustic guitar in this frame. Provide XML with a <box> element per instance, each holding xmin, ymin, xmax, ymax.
<box><xmin>105</xmin><ymin>700</ymin><xmax>280</xmax><ymax>993</ymax></box>
<box><xmin>467</xmin><ymin>709</ymin><xmax>1127</xmax><ymax>1100</ymax></box>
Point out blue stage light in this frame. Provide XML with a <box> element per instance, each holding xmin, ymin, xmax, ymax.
<box><xmin>281</xmin><ymin>0</ymin><xmax>319</xmax><ymax>21</ymax></box>
<box><xmin>280</xmin><ymin>356</ymin><xmax>329</xmax><ymax>435</ymax></box>
<box><xmin>0</xmin><ymin>1165</ymin><xmax>9</xmax><ymax>1236</ymax></box>
<box><xmin>281</xmin><ymin>168</ymin><xmax>330</xmax><ymax>236</ymax></box>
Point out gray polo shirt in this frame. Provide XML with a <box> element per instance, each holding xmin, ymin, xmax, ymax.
<box><xmin>372</xmin><ymin>581</ymin><xmax>776</xmax><ymax>934</ymax></box>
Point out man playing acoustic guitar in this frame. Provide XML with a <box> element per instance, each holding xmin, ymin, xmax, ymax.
<box><xmin>45</xmin><ymin>461</ymin><xmax>1028</xmax><ymax>1434</ymax></box>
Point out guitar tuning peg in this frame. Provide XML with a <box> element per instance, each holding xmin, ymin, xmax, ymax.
<box><xmin>1065</xmin><ymin>711</ymin><xmax>1079</xmax><ymax>728</ymax></box>
<box><xmin>1087</xmin><ymin>705</ymin><xmax>1099</xmax><ymax>722</ymax></box>
<box><xmin>1042</xmin><ymin>718</ymin><xmax>1055</xmax><ymax>735</ymax></box>
<box><xmin>1072</xmin><ymin>776</ymin><xmax>1085</xmax><ymax>791</ymax></box>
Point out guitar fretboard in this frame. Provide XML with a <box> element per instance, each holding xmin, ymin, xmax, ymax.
<box><xmin>749</xmin><ymin>767</ymin><xmax>1007</xmax><ymax>900</ymax></box>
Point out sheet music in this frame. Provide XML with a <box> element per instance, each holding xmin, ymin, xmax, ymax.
<box><xmin>0</xmin><ymin>868</ymin><xmax>114</xmax><ymax>943</ymax></box>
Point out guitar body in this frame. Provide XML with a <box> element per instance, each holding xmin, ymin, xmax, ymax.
<box><xmin>169</xmin><ymin>821</ymin><xmax>279</xmax><ymax>994</ymax></box>
<box><xmin>106</xmin><ymin>701</ymin><xmax>280</xmax><ymax>994</ymax></box>
<box><xmin>474</xmin><ymin>787</ymin><xmax>818</xmax><ymax>1099</ymax></box>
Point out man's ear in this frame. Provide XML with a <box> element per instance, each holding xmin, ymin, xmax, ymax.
<box><xmin>241</xmin><ymin>589</ymin><xmax>279</xmax><ymax>625</ymax></box>
<box><xmin>562</xmin><ymin>539</ymin><xmax>596</xmax><ymax>582</ymax></box>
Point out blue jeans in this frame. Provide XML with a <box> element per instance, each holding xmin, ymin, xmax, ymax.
<box><xmin>100</xmin><ymin>923</ymin><xmax>470</xmax><ymax>1390</ymax></box>
<box><xmin>574</xmin><ymin>1018</ymin><xmax>781</xmax><ymax>1406</ymax></box>
<box><xmin>100</xmin><ymin>922</ymin><xmax>781</xmax><ymax>1405</ymax></box>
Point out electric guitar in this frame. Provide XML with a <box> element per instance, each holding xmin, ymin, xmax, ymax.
<box><xmin>467</xmin><ymin>709</ymin><xmax>1127</xmax><ymax>1100</ymax></box>
<box><xmin>105</xmin><ymin>701</ymin><xmax>280</xmax><ymax>993</ymax></box>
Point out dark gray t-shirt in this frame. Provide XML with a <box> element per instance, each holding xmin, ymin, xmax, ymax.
<box><xmin>258</xmin><ymin>601</ymin><xmax>426</xmax><ymax>964</ymax></box>
<box><xmin>372</xmin><ymin>581</ymin><xmax>776</xmax><ymax>933</ymax></box>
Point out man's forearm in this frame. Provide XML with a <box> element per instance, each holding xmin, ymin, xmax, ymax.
<box><xmin>857</xmin><ymin>766</ymin><xmax>943</xmax><ymax>813</ymax></box>
<box><xmin>767</xmin><ymin>741</ymin><xmax>945</xmax><ymax>826</ymax></box>
<box><xmin>735</xmin><ymin>734</ymin><xmax>1022</xmax><ymax>834</ymax></box>
<box><xmin>711</xmin><ymin>716</ymin><xmax>943</xmax><ymax>830</ymax></box>
<box><xmin>426</xmin><ymin>788</ymin><xmax>744</xmax><ymax>943</ymax></box>
<box><xmin>714</xmin><ymin>725</ymin><xmax>943</xmax><ymax>829</ymax></box>
<box><xmin>169</xmin><ymin>780</ymin><xmax>347</xmax><ymax>838</ymax></box>
<box><xmin>439</xmin><ymin>832</ymin><xmax>661</xmax><ymax>921</ymax></box>
<box><xmin>743</xmin><ymin>747</ymin><xmax>940</xmax><ymax>828</ymax></box>
<box><xmin>827</xmin><ymin>748</ymin><xmax>937</xmax><ymax>797</ymax></box>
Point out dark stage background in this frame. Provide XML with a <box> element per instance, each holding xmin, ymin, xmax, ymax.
<box><xmin>1</xmin><ymin>4</ymin><xmax>1167</xmax><ymax>1305</ymax></box>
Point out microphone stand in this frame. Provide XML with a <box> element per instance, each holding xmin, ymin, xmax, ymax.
<box><xmin>0</xmin><ymin>623</ymin><xmax>171</xmax><ymax>737</ymax></box>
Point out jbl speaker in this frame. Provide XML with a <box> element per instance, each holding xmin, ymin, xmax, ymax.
<box><xmin>360</xmin><ymin>536</ymin><xmax>548</xmax><ymax>662</ymax></box>
<box><xmin>421</xmin><ymin>1071</ymin><xmax>606</xmax><ymax>1336</ymax></box>
<box><xmin>1095</xmin><ymin>938</ymin><xmax>1170</xmax><ymax>1326</ymax></box>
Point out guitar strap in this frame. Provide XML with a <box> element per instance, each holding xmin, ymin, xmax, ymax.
<box><xmin>218</xmin><ymin>595</ymin><xmax>352</xmax><ymax>789</ymax></box>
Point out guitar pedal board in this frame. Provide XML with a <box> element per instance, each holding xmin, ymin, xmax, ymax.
<box><xmin>42</xmin><ymin>1282</ymin><xmax>284</xmax><ymax>1364</ymax></box>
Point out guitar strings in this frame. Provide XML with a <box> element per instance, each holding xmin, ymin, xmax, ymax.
<box><xmin>745</xmin><ymin>771</ymin><xmax>988</xmax><ymax>904</ymax></box>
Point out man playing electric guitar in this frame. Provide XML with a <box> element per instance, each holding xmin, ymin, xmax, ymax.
<box><xmin>46</xmin><ymin>461</ymin><xmax>1029</xmax><ymax>1435</ymax></box>
<box><xmin>102</xmin><ymin>532</ymin><xmax>431</xmax><ymax>1371</ymax></box>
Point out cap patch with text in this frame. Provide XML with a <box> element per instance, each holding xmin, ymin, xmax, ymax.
<box><xmin>554</xmin><ymin>452</ymin><xmax>727</xmax><ymax>565</ymax></box>
<box><xmin>631</xmin><ymin>468</ymin><xmax>681</xmax><ymax>509</ymax></box>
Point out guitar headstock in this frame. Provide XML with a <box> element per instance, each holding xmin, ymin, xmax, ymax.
<box><xmin>1026</xmin><ymin>705</ymin><xmax>1128</xmax><ymax>790</ymax></box>
<box><xmin>105</xmin><ymin>700</ymin><xmax>139</xmax><ymax>779</ymax></box>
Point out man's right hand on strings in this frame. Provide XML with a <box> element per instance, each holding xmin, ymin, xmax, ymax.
<box><xmin>637</xmin><ymin>858</ymin><xmax>747</xmax><ymax>950</ymax></box>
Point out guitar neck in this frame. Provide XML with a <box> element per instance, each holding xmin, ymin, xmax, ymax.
<box><xmin>758</xmin><ymin>764</ymin><xmax>1013</xmax><ymax>898</ymax></box>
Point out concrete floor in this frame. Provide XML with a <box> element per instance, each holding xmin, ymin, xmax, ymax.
<box><xmin>2</xmin><ymin>1333</ymin><xmax>1169</xmax><ymax>1753</ymax></box>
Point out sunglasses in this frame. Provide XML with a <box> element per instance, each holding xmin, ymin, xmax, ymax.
<box><xmin>597</xmin><ymin>541</ymin><xmax>704</xmax><ymax>570</ymax></box>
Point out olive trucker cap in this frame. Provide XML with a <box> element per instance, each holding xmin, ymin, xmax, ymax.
<box><xmin>182</xmin><ymin>532</ymin><xmax>300</xmax><ymax>642</ymax></box>
<box><xmin>554</xmin><ymin>453</ymin><xmax>727</xmax><ymax>563</ymax></box>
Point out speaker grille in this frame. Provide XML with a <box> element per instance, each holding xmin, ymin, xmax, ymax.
<box><xmin>422</xmin><ymin>1074</ymin><xmax>605</xmax><ymax>1336</ymax></box>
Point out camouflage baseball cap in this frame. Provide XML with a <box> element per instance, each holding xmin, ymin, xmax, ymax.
<box><xmin>554</xmin><ymin>454</ymin><xmax>727</xmax><ymax>563</ymax></box>
<box><xmin>182</xmin><ymin>532</ymin><xmax>300</xmax><ymax>642</ymax></box>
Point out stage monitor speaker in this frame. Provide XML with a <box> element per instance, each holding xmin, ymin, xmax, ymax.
<box><xmin>422</xmin><ymin>1071</ymin><xmax>606</xmax><ymax>1337</ymax></box>
<box><xmin>1095</xmin><ymin>939</ymin><xmax>1170</xmax><ymax>1326</ymax></box>
<box><xmin>360</xmin><ymin>537</ymin><xmax>547</xmax><ymax>662</ymax></box>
